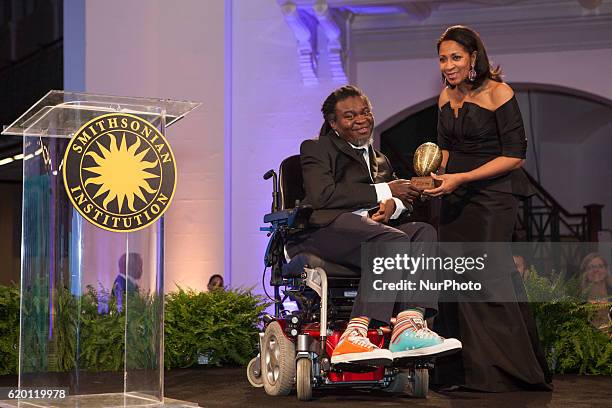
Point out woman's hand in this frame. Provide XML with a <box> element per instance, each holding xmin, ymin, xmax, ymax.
<box><xmin>423</xmin><ymin>172</ymin><xmax>467</xmax><ymax>197</ymax></box>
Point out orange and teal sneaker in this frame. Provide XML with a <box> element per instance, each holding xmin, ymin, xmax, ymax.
<box><xmin>390</xmin><ymin>317</ymin><xmax>461</xmax><ymax>359</ymax></box>
<box><xmin>330</xmin><ymin>329</ymin><xmax>393</xmax><ymax>365</ymax></box>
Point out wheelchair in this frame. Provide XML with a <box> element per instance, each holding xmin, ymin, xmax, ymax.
<box><xmin>246</xmin><ymin>155</ymin><xmax>432</xmax><ymax>401</ymax></box>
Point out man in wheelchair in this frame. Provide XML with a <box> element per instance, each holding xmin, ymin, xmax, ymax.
<box><xmin>250</xmin><ymin>85</ymin><xmax>462</xmax><ymax>399</ymax></box>
<box><xmin>286</xmin><ymin>85</ymin><xmax>461</xmax><ymax>366</ymax></box>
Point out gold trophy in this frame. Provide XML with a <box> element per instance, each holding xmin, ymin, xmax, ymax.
<box><xmin>411</xmin><ymin>142</ymin><xmax>443</xmax><ymax>190</ymax></box>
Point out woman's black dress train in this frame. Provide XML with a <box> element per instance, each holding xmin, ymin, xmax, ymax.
<box><xmin>431</xmin><ymin>96</ymin><xmax>553</xmax><ymax>392</ymax></box>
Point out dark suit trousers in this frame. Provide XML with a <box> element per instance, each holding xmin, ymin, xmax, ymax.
<box><xmin>286</xmin><ymin>212</ymin><xmax>438</xmax><ymax>324</ymax></box>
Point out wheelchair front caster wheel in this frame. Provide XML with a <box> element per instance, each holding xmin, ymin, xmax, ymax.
<box><xmin>261</xmin><ymin>321</ymin><xmax>296</xmax><ymax>396</ymax></box>
<box><xmin>411</xmin><ymin>367</ymin><xmax>429</xmax><ymax>398</ymax></box>
<box><xmin>247</xmin><ymin>357</ymin><xmax>264</xmax><ymax>388</ymax></box>
<box><xmin>383</xmin><ymin>370</ymin><xmax>409</xmax><ymax>393</ymax></box>
<box><xmin>296</xmin><ymin>358</ymin><xmax>313</xmax><ymax>401</ymax></box>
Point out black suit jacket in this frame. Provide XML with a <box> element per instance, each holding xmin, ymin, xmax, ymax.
<box><xmin>300</xmin><ymin>129</ymin><xmax>402</xmax><ymax>227</ymax></box>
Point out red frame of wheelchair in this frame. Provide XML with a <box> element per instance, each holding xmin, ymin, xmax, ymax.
<box><xmin>296</xmin><ymin>322</ymin><xmax>387</xmax><ymax>382</ymax></box>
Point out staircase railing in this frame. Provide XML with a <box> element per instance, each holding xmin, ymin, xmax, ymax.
<box><xmin>516</xmin><ymin>170</ymin><xmax>603</xmax><ymax>242</ymax></box>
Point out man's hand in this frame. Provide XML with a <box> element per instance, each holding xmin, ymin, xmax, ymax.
<box><xmin>388</xmin><ymin>179</ymin><xmax>420</xmax><ymax>203</ymax></box>
<box><xmin>370</xmin><ymin>199</ymin><xmax>396</xmax><ymax>224</ymax></box>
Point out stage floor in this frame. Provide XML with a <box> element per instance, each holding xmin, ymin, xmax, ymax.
<box><xmin>2</xmin><ymin>368</ymin><xmax>611</xmax><ymax>407</ymax></box>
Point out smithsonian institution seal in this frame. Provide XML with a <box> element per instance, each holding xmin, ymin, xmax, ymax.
<box><xmin>62</xmin><ymin>113</ymin><xmax>176</xmax><ymax>232</ymax></box>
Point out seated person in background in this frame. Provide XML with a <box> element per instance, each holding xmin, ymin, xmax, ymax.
<box><xmin>580</xmin><ymin>252</ymin><xmax>610</xmax><ymax>303</ymax></box>
<box><xmin>286</xmin><ymin>85</ymin><xmax>461</xmax><ymax>365</ymax></box>
<box><xmin>580</xmin><ymin>252</ymin><xmax>612</xmax><ymax>331</ymax></box>
<box><xmin>207</xmin><ymin>274</ymin><xmax>224</xmax><ymax>291</ymax></box>
<box><xmin>112</xmin><ymin>252</ymin><xmax>143</xmax><ymax>312</ymax></box>
<box><xmin>513</xmin><ymin>254</ymin><xmax>530</xmax><ymax>280</ymax></box>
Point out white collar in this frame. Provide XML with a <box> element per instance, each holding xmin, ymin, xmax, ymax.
<box><xmin>348</xmin><ymin>141</ymin><xmax>370</xmax><ymax>151</ymax></box>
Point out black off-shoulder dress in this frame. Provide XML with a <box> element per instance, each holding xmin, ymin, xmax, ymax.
<box><xmin>431</xmin><ymin>96</ymin><xmax>553</xmax><ymax>392</ymax></box>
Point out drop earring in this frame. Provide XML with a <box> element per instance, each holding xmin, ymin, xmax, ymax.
<box><xmin>468</xmin><ymin>65</ymin><xmax>476</xmax><ymax>82</ymax></box>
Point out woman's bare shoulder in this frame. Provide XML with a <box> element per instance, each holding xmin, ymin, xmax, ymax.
<box><xmin>490</xmin><ymin>82</ymin><xmax>515</xmax><ymax>109</ymax></box>
<box><xmin>438</xmin><ymin>88</ymin><xmax>451</xmax><ymax>109</ymax></box>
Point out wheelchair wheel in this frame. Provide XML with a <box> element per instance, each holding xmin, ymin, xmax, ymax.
<box><xmin>261</xmin><ymin>321</ymin><xmax>295</xmax><ymax>396</ymax></box>
<box><xmin>296</xmin><ymin>358</ymin><xmax>313</xmax><ymax>401</ymax></box>
<box><xmin>247</xmin><ymin>356</ymin><xmax>264</xmax><ymax>388</ymax></box>
<box><xmin>411</xmin><ymin>368</ymin><xmax>429</xmax><ymax>398</ymax></box>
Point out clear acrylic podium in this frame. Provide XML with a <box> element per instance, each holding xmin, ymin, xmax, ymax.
<box><xmin>1</xmin><ymin>91</ymin><xmax>200</xmax><ymax>407</ymax></box>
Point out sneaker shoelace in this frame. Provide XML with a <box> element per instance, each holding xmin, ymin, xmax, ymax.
<box><xmin>408</xmin><ymin>318</ymin><xmax>443</xmax><ymax>340</ymax></box>
<box><xmin>344</xmin><ymin>329</ymin><xmax>378</xmax><ymax>350</ymax></box>
<box><xmin>412</xmin><ymin>326</ymin><xmax>440</xmax><ymax>339</ymax></box>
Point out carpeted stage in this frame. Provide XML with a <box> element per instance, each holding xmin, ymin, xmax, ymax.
<box><xmin>1</xmin><ymin>368</ymin><xmax>610</xmax><ymax>407</ymax></box>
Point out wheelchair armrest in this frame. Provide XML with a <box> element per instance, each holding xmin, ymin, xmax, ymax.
<box><xmin>263</xmin><ymin>205</ymin><xmax>312</xmax><ymax>229</ymax></box>
<box><xmin>263</xmin><ymin>210</ymin><xmax>293</xmax><ymax>224</ymax></box>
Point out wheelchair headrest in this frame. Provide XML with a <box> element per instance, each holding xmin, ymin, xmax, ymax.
<box><xmin>279</xmin><ymin>155</ymin><xmax>304</xmax><ymax>210</ymax></box>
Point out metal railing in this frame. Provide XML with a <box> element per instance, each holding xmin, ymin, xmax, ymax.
<box><xmin>517</xmin><ymin>171</ymin><xmax>602</xmax><ymax>242</ymax></box>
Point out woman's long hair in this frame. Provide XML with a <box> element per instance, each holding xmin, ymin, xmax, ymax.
<box><xmin>437</xmin><ymin>25</ymin><xmax>502</xmax><ymax>89</ymax></box>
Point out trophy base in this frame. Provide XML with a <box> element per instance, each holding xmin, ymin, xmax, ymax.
<box><xmin>410</xmin><ymin>176</ymin><xmax>441</xmax><ymax>190</ymax></box>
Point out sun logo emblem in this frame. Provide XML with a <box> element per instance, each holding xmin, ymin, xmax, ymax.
<box><xmin>63</xmin><ymin>113</ymin><xmax>176</xmax><ymax>232</ymax></box>
<box><xmin>84</xmin><ymin>133</ymin><xmax>159</xmax><ymax>213</ymax></box>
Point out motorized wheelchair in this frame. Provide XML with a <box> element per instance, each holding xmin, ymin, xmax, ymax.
<box><xmin>245</xmin><ymin>155</ymin><xmax>432</xmax><ymax>401</ymax></box>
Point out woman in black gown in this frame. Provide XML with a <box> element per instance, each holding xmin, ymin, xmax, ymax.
<box><xmin>424</xmin><ymin>25</ymin><xmax>552</xmax><ymax>392</ymax></box>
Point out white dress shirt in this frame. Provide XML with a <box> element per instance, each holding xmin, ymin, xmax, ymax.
<box><xmin>347</xmin><ymin>141</ymin><xmax>406</xmax><ymax>220</ymax></box>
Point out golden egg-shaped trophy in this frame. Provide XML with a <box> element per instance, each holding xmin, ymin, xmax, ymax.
<box><xmin>411</xmin><ymin>142</ymin><xmax>443</xmax><ymax>190</ymax></box>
